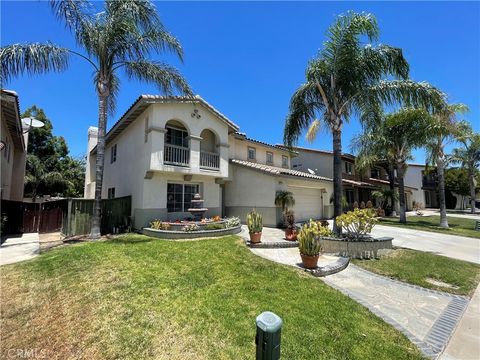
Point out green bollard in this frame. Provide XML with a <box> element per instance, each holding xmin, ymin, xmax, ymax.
<box><xmin>255</xmin><ymin>311</ymin><xmax>282</xmax><ymax>360</ymax></box>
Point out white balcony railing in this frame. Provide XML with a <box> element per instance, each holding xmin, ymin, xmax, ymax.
<box><xmin>164</xmin><ymin>144</ymin><xmax>190</xmax><ymax>166</ymax></box>
<box><xmin>200</xmin><ymin>151</ymin><xmax>220</xmax><ymax>170</ymax></box>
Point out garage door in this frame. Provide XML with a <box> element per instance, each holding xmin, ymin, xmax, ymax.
<box><xmin>288</xmin><ymin>186</ymin><xmax>323</xmax><ymax>222</ymax></box>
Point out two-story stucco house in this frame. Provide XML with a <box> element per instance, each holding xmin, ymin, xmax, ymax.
<box><xmin>84</xmin><ymin>95</ymin><xmax>334</xmax><ymax>229</ymax></box>
<box><xmin>1</xmin><ymin>89</ymin><xmax>27</xmax><ymax>201</ymax></box>
<box><xmin>288</xmin><ymin>146</ymin><xmax>424</xmax><ymax>211</ymax></box>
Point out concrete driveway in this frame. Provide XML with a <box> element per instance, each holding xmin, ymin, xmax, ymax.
<box><xmin>371</xmin><ymin>225</ymin><xmax>480</xmax><ymax>264</ymax></box>
<box><xmin>0</xmin><ymin>233</ymin><xmax>40</xmax><ymax>266</ymax></box>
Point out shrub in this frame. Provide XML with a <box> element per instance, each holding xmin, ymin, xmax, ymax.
<box><xmin>359</xmin><ymin>201</ymin><xmax>366</xmax><ymax>209</ymax></box>
<box><xmin>204</xmin><ymin>223</ymin><xmax>225</xmax><ymax>230</ymax></box>
<box><xmin>212</xmin><ymin>215</ymin><xmax>221</xmax><ymax>222</ymax></box>
<box><xmin>298</xmin><ymin>222</ymin><xmax>322</xmax><ymax>256</ymax></box>
<box><xmin>335</xmin><ymin>208</ymin><xmax>377</xmax><ymax>239</ymax></box>
<box><xmin>353</xmin><ymin>201</ymin><xmax>359</xmax><ymax>209</ymax></box>
<box><xmin>376</xmin><ymin>207</ymin><xmax>385</xmax><ymax>217</ymax></box>
<box><xmin>224</xmin><ymin>216</ymin><xmax>241</xmax><ymax>228</ymax></box>
<box><xmin>284</xmin><ymin>210</ymin><xmax>296</xmax><ymax>229</ymax></box>
<box><xmin>246</xmin><ymin>209</ymin><xmax>263</xmax><ymax>233</ymax></box>
<box><xmin>150</xmin><ymin>220</ymin><xmax>171</xmax><ymax>230</ymax></box>
<box><xmin>366</xmin><ymin>200</ymin><xmax>373</xmax><ymax>209</ymax></box>
<box><xmin>306</xmin><ymin>219</ymin><xmax>333</xmax><ymax>237</ymax></box>
<box><xmin>183</xmin><ymin>223</ymin><xmax>199</xmax><ymax>232</ymax></box>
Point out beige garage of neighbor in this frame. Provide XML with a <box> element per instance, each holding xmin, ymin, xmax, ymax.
<box><xmin>288</xmin><ymin>185</ymin><xmax>324</xmax><ymax>221</ymax></box>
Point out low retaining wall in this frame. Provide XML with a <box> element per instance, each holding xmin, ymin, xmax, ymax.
<box><xmin>142</xmin><ymin>225</ymin><xmax>242</xmax><ymax>240</ymax></box>
<box><xmin>320</xmin><ymin>236</ymin><xmax>393</xmax><ymax>259</ymax></box>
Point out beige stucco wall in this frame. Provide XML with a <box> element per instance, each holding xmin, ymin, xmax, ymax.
<box><xmin>229</xmin><ymin>135</ymin><xmax>290</xmax><ymax>168</ymax></box>
<box><xmin>404</xmin><ymin>165</ymin><xmax>426</xmax><ymax>207</ymax></box>
<box><xmin>1</xmin><ymin>119</ymin><xmax>26</xmax><ymax>201</ymax></box>
<box><xmin>291</xmin><ymin>150</ymin><xmax>336</xmax><ymax>178</ymax></box>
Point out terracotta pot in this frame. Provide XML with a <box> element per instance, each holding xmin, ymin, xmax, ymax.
<box><xmin>285</xmin><ymin>228</ymin><xmax>297</xmax><ymax>241</ymax></box>
<box><xmin>249</xmin><ymin>232</ymin><xmax>262</xmax><ymax>243</ymax></box>
<box><xmin>300</xmin><ymin>253</ymin><xmax>320</xmax><ymax>269</ymax></box>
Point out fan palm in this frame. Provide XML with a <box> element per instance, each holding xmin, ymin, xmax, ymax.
<box><xmin>283</xmin><ymin>11</ymin><xmax>445</xmax><ymax>234</ymax></box>
<box><xmin>450</xmin><ymin>127</ymin><xmax>480</xmax><ymax>214</ymax></box>
<box><xmin>1</xmin><ymin>0</ymin><xmax>192</xmax><ymax>237</ymax></box>
<box><xmin>274</xmin><ymin>190</ymin><xmax>295</xmax><ymax>213</ymax></box>
<box><xmin>425</xmin><ymin>104</ymin><xmax>469</xmax><ymax>227</ymax></box>
<box><xmin>352</xmin><ymin>108</ymin><xmax>434</xmax><ymax>223</ymax></box>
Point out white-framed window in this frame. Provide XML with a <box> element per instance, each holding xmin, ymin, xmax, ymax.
<box><xmin>282</xmin><ymin>155</ymin><xmax>288</xmax><ymax>168</ymax></box>
<box><xmin>110</xmin><ymin>144</ymin><xmax>117</xmax><ymax>163</ymax></box>
<box><xmin>344</xmin><ymin>161</ymin><xmax>353</xmax><ymax>175</ymax></box>
<box><xmin>248</xmin><ymin>146</ymin><xmax>256</xmax><ymax>161</ymax></box>
<box><xmin>166</xmin><ymin>126</ymin><xmax>189</xmax><ymax>148</ymax></box>
<box><xmin>107</xmin><ymin>187</ymin><xmax>115</xmax><ymax>199</ymax></box>
<box><xmin>167</xmin><ymin>183</ymin><xmax>200</xmax><ymax>212</ymax></box>
<box><xmin>266</xmin><ymin>151</ymin><xmax>273</xmax><ymax>165</ymax></box>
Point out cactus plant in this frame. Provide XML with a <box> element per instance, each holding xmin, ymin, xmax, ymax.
<box><xmin>246</xmin><ymin>209</ymin><xmax>263</xmax><ymax>243</ymax></box>
<box><xmin>297</xmin><ymin>221</ymin><xmax>322</xmax><ymax>269</ymax></box>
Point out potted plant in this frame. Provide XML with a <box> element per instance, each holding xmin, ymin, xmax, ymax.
<box><xmin>298</xmin><ymin>222</ymin><xmax>322</xmax><ymax>269</ymax></box>
<box><xmin>247</xmin><ymin>209</ymin><xmax>263</xmax><ymax>243</ymax></box>
<box><xmin>284</xmin><ymin>210</ymin><xmax>297</xmax><ymax>241</ymax></box>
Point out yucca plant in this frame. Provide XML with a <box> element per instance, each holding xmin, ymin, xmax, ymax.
<box><xmin>246</xmin><ymin>210</ymin><xmax>263</xmax><ymax>234</ymax></box>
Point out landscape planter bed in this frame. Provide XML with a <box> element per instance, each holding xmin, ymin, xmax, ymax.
<box><xmin>319</xmin><ymin>236</ymin><xmax>393</xmax><ymax>259</ymax></box>
<box><xmin>142</xmin><ymin>225</ymin><xmax>242</xmax><ymax>240</ymax></box>
<box><xmin>158</xmin><ymin>220</ymin><xmax>227</xmax><ymax>232</ymax></box>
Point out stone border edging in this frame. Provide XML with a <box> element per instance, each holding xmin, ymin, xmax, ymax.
<box><xmin>307</xmin><ymin>257</ymin><xmax>350</xmax><ymax>277</ymax></box>
<box><xmin>324</xmin><ymin>264</ymin><xmax>470</xmax><ymax>359</ymax></box>
<box><xmin>246</xmin><ymin>239</ymin><xmax>299</xmax><ymax>248</ymax></box>
<box><xmin>142</xmin><ymin>225</ymin><xmax>242</xmax><ymax>239</ymax></box>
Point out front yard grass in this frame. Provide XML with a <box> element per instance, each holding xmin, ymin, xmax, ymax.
<box><xmin>379</xmin><ymin>215</ymin><xmax>480</xmax><ymax>239</ymax></box>
<box><xmin>1</xmin><ymin>235</ymin><xmax>425</xmax><ymax>360</ymax></box>
<box><xmin>352</xmin><ymin>249</ymin><xmax>480</xmax><ymax>296</ymax></box>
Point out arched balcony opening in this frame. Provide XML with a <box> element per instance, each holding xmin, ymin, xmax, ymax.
<box><xmin>164</xmin><ymin>120</ymin><xmax>190</xmax><ymax>167</ymax></box>
<box><xmin>200</xmin><ymin>129</ymin><xmax>220</xmax><ymax>170</ymax></box>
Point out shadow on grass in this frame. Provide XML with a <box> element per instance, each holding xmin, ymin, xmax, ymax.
<box><xmin>107</xmin><ymin>235</ymin><xmax>156</xmax><ymax>245</ymax></box>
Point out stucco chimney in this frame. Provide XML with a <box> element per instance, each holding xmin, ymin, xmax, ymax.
<box><xmin>84</xmin><ymin>126</ymin><xmax>98</xmax><ymax>198</ymax></box>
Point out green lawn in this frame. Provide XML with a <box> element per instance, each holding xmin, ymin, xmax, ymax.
<box><xmin>0</xmin><ymin>235</ymin><xmax>425</xmax><ymax>360</ymax></box>
<box><xmin>353</xmin><ymin>249</ymin><xmax>480</xmax><ymax>296</ymax></box>
<box><xmin>379</xmin><ymin>215</ymin><xmax>480</xmax><ymax>239</ymax></box>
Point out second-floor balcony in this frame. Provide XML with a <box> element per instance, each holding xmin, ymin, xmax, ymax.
<box><xmin>164</xmin><ymin>144</ymin><xmax>190</xmax><ymax>167</ymax></box>
<box><xmin>200</xmin><ymin>151</ymin><xmax>220</xmax><ymax>170</ymax></box>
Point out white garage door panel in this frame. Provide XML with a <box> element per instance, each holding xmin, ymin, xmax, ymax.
<box><xmin>288</xmin><ymin>186</ymin><xmax>323</xmax><ymax>221</ymax></box>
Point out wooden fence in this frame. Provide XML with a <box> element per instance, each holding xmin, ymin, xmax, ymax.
<box><xmin>1</xmin><ymin>196</ymin><xmax>131</xmax><ymax>237</ymax></box>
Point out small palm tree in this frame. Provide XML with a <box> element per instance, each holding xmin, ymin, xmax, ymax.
<box><xmin>353</xmin><ymin>108</ymin><xmax>434</xmax><ymax>223</ymax></box>
<box><xmin>283</xmin><ymin>11</ymin><xmax>445</xmax><ymax>234</ymax></box>
<box><xmin>25</xmin><ymin>154</ymin><xmax>70</xmax><ymax>201</ymax></box>
<box><xmin>450</xmin><ymin>128</ymin><xmax>480</xmax><ymax>214</ymax></box>
<box><xmin>1</xmin><ymin>0</ymin><xmax>192</xmax><ymax>237</ymax></box>
<box><xmin>426</xmin><ymin>104</ymin><xmax>468</xmax><ymax>227</ymax></box>
<box><xmin>274</xmin><ymin>190</ymin><xmax>295</xmax><ymax>213</ymax></box>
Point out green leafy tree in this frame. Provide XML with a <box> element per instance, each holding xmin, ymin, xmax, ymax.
<box><xmin>22</xmin><ymin>105</ymin><xmax>85</xmax><ymax>198</ymax></box>
<box><xmin>450</xmin><ymin>129</ymin><xmax>480</xmax><ymax>213</ymax></box>
<box><xmin>283</xmin><ymin>11</ymin><xmax>445</xmax><ymax>234</ymax></box>
<box><xmin>1</xmin><ymin>0</ymin><xmax>192</xmax><ymax>238</ymax></box>
<box><xmin>425</xmin><ymin>104</ymin><xmax>469</xmax><ymax>227</ymax></box>
<box><xmin>444</xmin><ymin>168</ymin><xmax>474</xmax><ymax>209</ymax></box>
<box><xmin>352</xmin><ymin>108</ymin><xmax>434</xmax><ymax>223</ymax></box>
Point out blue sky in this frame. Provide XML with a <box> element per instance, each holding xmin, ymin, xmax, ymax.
<box><xmin>2</xmin><ymin>1</ymin><xmax>479</xmax><ymax>162</ymax></box>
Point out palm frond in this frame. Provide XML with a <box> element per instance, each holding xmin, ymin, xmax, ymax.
<box><xmin>123</xmin><ymin>60</ymin><xmax>192</xmax><ymax>96</ymax></box>
<box><xmin>49</xmin><ymin>0</ymin><xmax>93</xmax><ymax>43</ymax></box>
<box><xmin>1</xmin><ymin>43</ymin><xmax>70</xmax><ymax>82</ymax></box>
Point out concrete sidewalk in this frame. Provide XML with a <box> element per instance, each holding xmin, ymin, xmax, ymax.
<box><xmin>440</xmin><ymin>285</ymin><xmax>480</xmax><ymax>360</ymax></box>
<box><xmin>371</xmin><ymin>225</ymin><xmax>480</xmax><ymax>264</ymax></box>
<box><xmin>0</xmin><ymin>233</ymin><xmax>40</xmax><ymax>265</ymax></box>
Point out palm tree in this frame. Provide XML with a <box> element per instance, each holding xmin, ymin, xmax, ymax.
<box><xmin>274</xmin><ymin>190</ymin><xmax>295</xmax><ymax>213</ymax></box>
<box><xmin>353</xmin><ymin>108</ymin><xmax>434</xmax><ymax>223</ymax></box>
<box><xmin>25</xmin><ymin>154</ymin><xmax>70</xmax><ymax>201</ymax></box>
<box><xmin>1</xmin><ymin>0</ymin><xmax>192</xmax><ymax>238</ymax></box>
<box><xmin>425</xmin><ymin>104</ymin><xmax>468</xmax><ymax>227</ymax></box>
<box><xmin>450</xmin><ymin>129</ymin><xmax>480</xmax><ymax>214</ymax></box>
<box><xmin>283</xmin><ymin>11</ymin><xmax>445</xmax><ymax>234</ymax></box>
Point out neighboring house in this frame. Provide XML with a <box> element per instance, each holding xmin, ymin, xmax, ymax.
<box><xmin>84</xmin><ymin>95</ymin><xmax>333</xmax><ymax>229</ymax></box>
<box><xmin>288</xmin><ymin>146</ymin><xmax>423</xmax><ymax>211</ymax></box>
<box><xmin>0</xmin><ymin>89</ymin><xmax>27</xmax><ymax>201</ymax></box>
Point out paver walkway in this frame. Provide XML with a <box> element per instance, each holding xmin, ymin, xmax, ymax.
<box><xmin>371</xmin><ymin>225</ymin><xmax>480</xmax><ymax>264</ymax></box>
<box><xmin>243</xmin><ymin>226</ymin><xmax>469</xmax><ymax>358</ymax></box>
<box><xmin>0</xmin><ymin>233</ymin><xmax>40</xmax><ymax>266</ymax></box>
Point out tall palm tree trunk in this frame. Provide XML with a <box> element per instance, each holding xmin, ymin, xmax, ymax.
<box><xmin>469</xmin><ymin>168</ymin><xmax>476</xmax><ymax>214</ymax></box>
<box><xmin>388</xmin><ymin>163</ymin><xmax>397</xmax><ymax>216</ymax></box>
<box><xmin>397</xmin><ymin>162</ymin><xmax>407</xmax><ymax>224</ymax></box>
<box><xmin>332</xmin><ymin>127</ymin><xmax>343</xmax><ymax>234</ymax></box>
<box><xmin>437</xmin><ymin>154</ymin><xmax>449</xmax><ymax>228</ymax></box>
<box><xmin>90</xmin><ymin>93</ymin><xmax>107</xmax><ymax>238</ymax></box>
